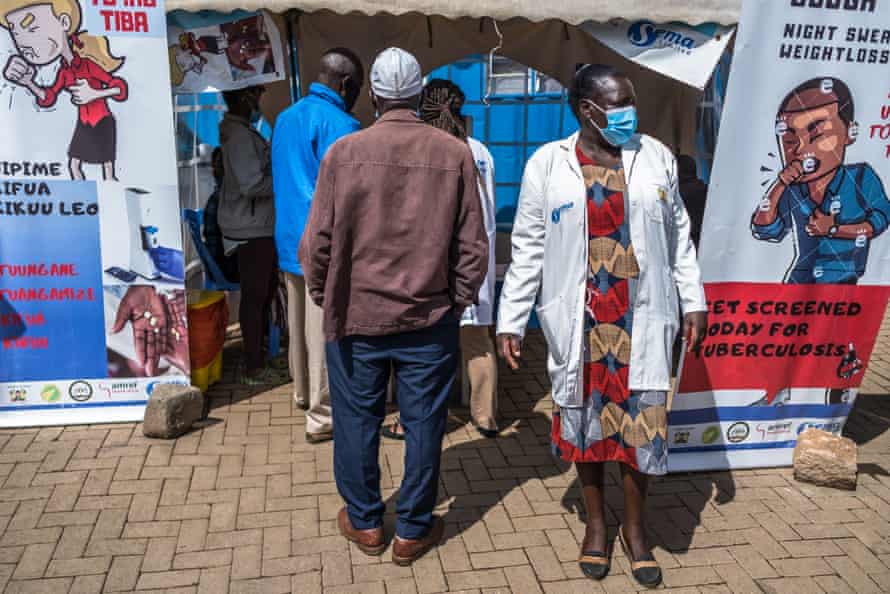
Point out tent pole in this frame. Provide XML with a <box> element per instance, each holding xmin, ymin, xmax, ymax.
<box><xmin>286</xmin><ymin>10</ymin><xmax>302</xmax><ymax>102</ymax></box>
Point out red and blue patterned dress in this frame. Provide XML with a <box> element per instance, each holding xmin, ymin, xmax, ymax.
<box><xmin>550</xmin><ymin>146</ymin><xmax>669</xmax><ymax>476</ymax></box>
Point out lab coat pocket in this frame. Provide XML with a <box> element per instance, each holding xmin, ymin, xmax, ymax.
<box><xmin>536</xmin><ymin>297</ymin><xmax>570</xmax><ymax>365</ymax></box>
<box><xmin>642</xmin><ymin>184</ymin><xmax>671</xmax><ymax>222</ymax></box>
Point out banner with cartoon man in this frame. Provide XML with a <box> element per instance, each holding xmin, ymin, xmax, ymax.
<box><xmin>671</xmin><ymin>0</ymin><xmax>890</xmax><ymax>471</ymax></box>
<box><xmin>0</xmin><ymin>0</ymin><xmax>188</xmax><ymax>426</ymax></box>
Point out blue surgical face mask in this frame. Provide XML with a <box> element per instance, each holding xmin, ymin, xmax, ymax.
<box><xmin>584</xmin><ymin>101</ymin><xmax>638</xmax><ymax>147</ymax></box>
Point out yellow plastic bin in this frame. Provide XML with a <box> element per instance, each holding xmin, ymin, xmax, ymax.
<box><xmin>187</xmin><ymin>290</ymin><xmax>229</xmax><ymax>393</ymax></box>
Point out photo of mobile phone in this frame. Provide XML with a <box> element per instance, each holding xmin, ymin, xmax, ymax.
<box><xmin>105</xmin><ymin>267</ymin><xmax>138</xmax><ymax>283</ymax></box>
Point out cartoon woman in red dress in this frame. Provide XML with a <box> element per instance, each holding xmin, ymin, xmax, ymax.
<box><xmin>1</xmin><ymin>0</ymin><xmax>128</xmax><ymax>180</ymax></box>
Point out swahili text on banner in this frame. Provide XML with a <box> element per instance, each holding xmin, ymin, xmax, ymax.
<box><xmin>670</xmin><ymin>0</ymin><xmax>890</xmax><ymax>471</ymax></box>
<box><xmin>0</xmin><ymin>0</ymin><xmax>188</xmax><ymax>426</ymax></box>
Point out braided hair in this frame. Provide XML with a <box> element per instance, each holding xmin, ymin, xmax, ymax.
<box><xmin>420</xmin><ymin>79</ymin><xmax>493</xmax><ymax>205</ymax></box>
<box><xmin>420</xmin><ymin>79</ymin><xmax>468</xmax><ymax>140</ymax></box>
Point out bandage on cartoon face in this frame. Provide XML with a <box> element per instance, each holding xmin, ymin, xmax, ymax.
<box><xmin>775</xmin><ymin>77</ymin><xmax>856</xmax><ymax>184</ymax></box>
<box><xmin>1</xmin><ymin>0</ymin><xmax>124</xmax><ymax>88</ymax></box>
<box><xmin>2</xmin><ymin>2</ymin><xmax>71</xmax><ymax>66</ymax></box>
<box><xmin>1</xmin><ymin>0</ymin><xmax>127</xmax><ymax>180</ymax></box>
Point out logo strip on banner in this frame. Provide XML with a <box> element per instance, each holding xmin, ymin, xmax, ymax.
<box><xmin>0</xmin><ymin>401</ymin><xmax>147</xmax><ymax>412</ymax></box>
<box><xmin>669</xmin><ymin>415</ymin><xmax>849</xmax><ymax>454</ymax></box>
<box><xmin>671</xmin><ymin>0</ymin><xmax>890</xmax><ymax>472</ymax></box>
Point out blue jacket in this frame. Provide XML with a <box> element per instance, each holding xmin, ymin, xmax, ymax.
<box><xmin>272</xmin><ymin>83</ymin><xmax>360</xmax><ymax>275</ymax></box>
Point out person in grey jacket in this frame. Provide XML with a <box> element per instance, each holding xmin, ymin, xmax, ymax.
<box><xmin>218</xmin><ymin>85</ymin><xmax>279</xmax><ymax>384</ymax></box>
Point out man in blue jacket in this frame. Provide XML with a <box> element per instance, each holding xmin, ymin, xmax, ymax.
<box><xmin>272</xmin><ymin>47</ymin><xmax>363</xmax><ymax>443</ymax></box>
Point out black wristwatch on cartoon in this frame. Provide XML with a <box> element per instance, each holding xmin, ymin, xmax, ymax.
<box><xmin>828</xmin><ymin>224</ymin><xmax>839</xmax><ymax>238</ymax></box>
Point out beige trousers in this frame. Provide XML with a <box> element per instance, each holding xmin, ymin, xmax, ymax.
<box><xmin>286</xmin><ymin>273</ymin><xmax>331</xmax><ymax>435</ymax></box>
<box><xmin>460</xmin><ymin>326</ymin><xmax>498</xmax><ymax>430</ymax></box>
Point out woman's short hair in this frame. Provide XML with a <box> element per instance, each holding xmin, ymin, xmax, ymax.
<box><xmin>569</xmin><ymin>63</ymin><xmax>627</xmax><ymax>113</ymax></box>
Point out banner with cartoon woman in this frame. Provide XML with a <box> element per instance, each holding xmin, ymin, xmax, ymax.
<box><xmin>0</xmin><ymin>0</ymin><xmax>188</xmax><ymax>426</ymax></box>
<box><xmin>670</xmin><ymin>0</ymin><xmax>890</xmax><ymax>471</ymax></box>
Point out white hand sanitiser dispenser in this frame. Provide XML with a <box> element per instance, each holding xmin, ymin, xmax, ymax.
<box><xmin>125</xmin><ymin>187</ymin><xmax>161</xmax><ymax>280</ymax></box>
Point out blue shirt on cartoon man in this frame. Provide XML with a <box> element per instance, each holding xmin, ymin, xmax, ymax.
<box><xmin>752</xmin><ymin>163</ymin><xmax>890</xmax><ymax>284</ymax></box>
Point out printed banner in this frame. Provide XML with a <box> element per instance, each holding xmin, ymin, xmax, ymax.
<box><xmin>580</xmin><ymin>20</ymin><xmax>734</xmax><ymax>90</ymax></box>
<box><xmin>167</xmin><ymin>11</ymin><xmax>285</xmax><ymax>94</ymax></box>
<box><xmin>0</xmin><ymin>0</ymin><xmax>189</xmax><ymax>426</ymax></box>
<box><xmin>671</xmin><ymin>0</ymin><xmax>890</xmax><ymax>471</ymax></box>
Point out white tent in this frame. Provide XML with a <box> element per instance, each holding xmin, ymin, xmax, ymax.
<box><xmin>166</xmin><ymin>0</ymin><xmax>742</xmax><ymax>25</ymax></box>
<box><xmin>172</xmin><ymin>0</ymin><xmax>736</xmax><ymax>292</ymax></box>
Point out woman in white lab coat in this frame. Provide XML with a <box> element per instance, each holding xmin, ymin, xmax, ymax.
<box><xmin>496</xmin><ymin>64</ymin><xmax>707</xmax><ymax>587</ymax></box>
<box><xmin>382</xmin><ymin>79</ymin><xmax>500</xmax><ymax>440</ymax></box>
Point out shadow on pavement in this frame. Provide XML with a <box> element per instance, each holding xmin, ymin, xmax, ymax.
<box><xmin>844</xmin><ymin>392</ymin><xmax>890</xmax><ymax>446</ymax></box>
<box><xmin>379</xmin><ymin>331</ymin><xmax>736</xmax><ymax>557</ymax></box>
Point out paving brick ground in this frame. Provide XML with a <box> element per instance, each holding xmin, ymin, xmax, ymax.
<box><xmin>1</xmin><ymin>311</ymin><xmax>890</xmax><ymax>593</ymax></box>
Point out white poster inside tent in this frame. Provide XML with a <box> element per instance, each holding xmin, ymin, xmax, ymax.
<box><xmin>167</xmin><ymin>11</ymin><xmax>285</xmax><ymax>94</ymax></box>
<box><xmin>581</xmin><ymin>19</ymin><xmax>734</xmax><ymax>89</ymax></box>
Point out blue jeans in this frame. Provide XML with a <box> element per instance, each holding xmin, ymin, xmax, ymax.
<box><xmin>327</xmin><ymin>317</ymin><xmax>459</xmax><ymax>540</ymax></box>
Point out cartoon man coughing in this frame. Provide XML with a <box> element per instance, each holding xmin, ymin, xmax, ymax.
<box><xmin>751</xmin><ymin>77</ymin><xmax>890</xmax><ymax>285</ymax></box>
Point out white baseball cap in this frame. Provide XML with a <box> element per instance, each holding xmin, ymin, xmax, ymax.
<box><xmin>370</xmin><ymin>47</ymin><xmax>423</xmax><ymax>100</ymax></box>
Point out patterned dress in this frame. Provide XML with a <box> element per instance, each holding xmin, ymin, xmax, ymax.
<box><xmin>550</xmin><ymin>147</ymin><xmax>669</xmax><ymax>476</ymax></box>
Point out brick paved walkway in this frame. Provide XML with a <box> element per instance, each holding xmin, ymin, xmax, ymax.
<box><xmin>0</xmin><ymin>313</ymin><xmax>890</xmax><ymax>593</ymax></box>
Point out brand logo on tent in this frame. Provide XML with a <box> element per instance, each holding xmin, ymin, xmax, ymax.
<box><xmin>627</xmin><ymin>21</ymin><xmax>698</xmax><ymax>54</ymax></box>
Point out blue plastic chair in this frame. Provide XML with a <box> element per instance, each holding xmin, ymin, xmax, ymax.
<box><xmin>182</xmin><ymin>208</ymin><xmax>280</xmax><ymax>359</ymax></box>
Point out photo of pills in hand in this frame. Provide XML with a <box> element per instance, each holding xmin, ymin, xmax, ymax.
<box><xmin>103</xmin><ymin>285</ymin><xmax>190</xmax><ymax>379</ymax></box>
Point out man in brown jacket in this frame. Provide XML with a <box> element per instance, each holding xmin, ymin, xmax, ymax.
<box><xmin>299</xmin><ymin>47</ymin><xmax>487</xmax><ymax>565</ymax></box>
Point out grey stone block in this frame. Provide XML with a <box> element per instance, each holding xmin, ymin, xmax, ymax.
<box><xmin>142</xmin><ymin>384</ymin><xmax>203</xmax><ymax>439</ymax></box>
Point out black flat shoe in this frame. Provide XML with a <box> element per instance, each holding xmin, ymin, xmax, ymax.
<box><xmin>381</xmin><ymin>419</ymin><xmax>406</xmax><ymax>441</ymax></box>
<box><xmin>618</xmin><ymin>526</ymin><xmax>661</xmax><ymax>588</ymax></box>
<box><xmin>475</xmin><ymin>425</ymin><xmax>500</xmax><ymax>439</ymax></box>
<box><xmin>578</xmin><ymin>549</ymin><xmax>610</xmax><ymax>580</ymax></box>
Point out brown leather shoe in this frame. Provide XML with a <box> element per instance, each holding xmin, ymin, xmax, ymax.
<box><xmin>306</xmin><ymin>430</ymin><xmax>333</xmax><ymax>444</ymax></box>
<box><xmin>338</xmin><ymin>507</ymin><xmax>385</xmax><ymax>556</ymax></box>
<box><xmin>392</xmin><ymin>515</ymin><xmax>444</xmax><ymax>566</ymax></box>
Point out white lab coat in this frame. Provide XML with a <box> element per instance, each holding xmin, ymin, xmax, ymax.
<box><xmin>496</xmin><ymin>133</ymin><xmax>706</xmax><ymax>408</ymax></box>
<box><xmin>461</xmin><ymin>137</ymin><xmax>497</xmax><ymax>327</ymax></box>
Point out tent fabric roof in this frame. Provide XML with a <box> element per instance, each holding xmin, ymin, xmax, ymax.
<box><xmin>165</xmin><ymin>0</ymin><xmax>742</xmax><ymax>25</ymax></box>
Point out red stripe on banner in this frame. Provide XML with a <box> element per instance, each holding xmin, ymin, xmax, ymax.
<box><xmin>679</xmin><ymin>282</ymin><xmax>890</xmax><ymax>396</ymax></box>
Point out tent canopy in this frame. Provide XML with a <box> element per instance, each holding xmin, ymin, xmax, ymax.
<box><xmin>165</xmin><ymin>0</ymin><xmax>741</xmax><ymax>25</ymax></box>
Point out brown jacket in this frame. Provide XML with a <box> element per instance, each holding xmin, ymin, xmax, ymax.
<box><xmin>298</xmin><ymin>109</ymin><xmax>488</xmax><ymax>341</ymax></box>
